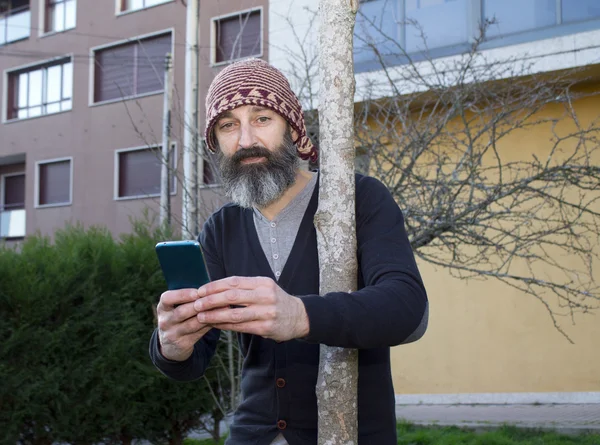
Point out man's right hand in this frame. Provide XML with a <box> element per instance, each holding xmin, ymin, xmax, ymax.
<box><xmin>156</xmin><ymin>288</ymin><xmax>210</xmax><ymax>362</ymax></box>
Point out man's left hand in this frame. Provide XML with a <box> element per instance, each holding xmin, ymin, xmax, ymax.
<box><xmin>193</xmin><ymin>276</ymin><xmax>310</xmax><ymax>342</ymax></box>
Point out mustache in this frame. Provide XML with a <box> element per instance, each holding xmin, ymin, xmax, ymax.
<box><xmin>232</xmin><ymin>146</ymin><xmax>273</xmax><ymax>164</ymax></box>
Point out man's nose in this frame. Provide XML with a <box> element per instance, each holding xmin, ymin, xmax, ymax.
<box><xmin>238</xmin><ymin>123</ymin><xmax>257</xmax><ymax>149</ymax></box>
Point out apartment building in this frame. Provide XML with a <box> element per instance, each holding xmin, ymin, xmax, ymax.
<box><xmin>268</xmin><ymin>0</ymin><xmax>600</xmax><ymax>404</ymax></box>
<box><xmin>0</xmin><ymin>0</ymin><xmax>268</xmax><ymax>244</ymax></box>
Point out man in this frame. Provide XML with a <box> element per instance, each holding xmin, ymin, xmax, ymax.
<box><xmin>149</xmin><ymin>58</ymin><xmax>428</xmax><ymax>445</ymax></box>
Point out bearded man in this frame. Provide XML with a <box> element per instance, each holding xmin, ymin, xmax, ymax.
<box><xmin>149</xmin><ymin>58</ymin><xmax>429</xmax><ymax>445</ymax></box>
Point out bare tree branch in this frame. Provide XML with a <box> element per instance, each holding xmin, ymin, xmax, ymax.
<box><xmin>289</xmin><ymin>6</ymin><xmax>600</xmax><ymax>341</ymax></box>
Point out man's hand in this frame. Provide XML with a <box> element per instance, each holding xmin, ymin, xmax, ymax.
<box><xmin>156</xmin><ymin>288</ymin><xmax>212</xmax><ymax>362</ymax></box>
<box><xmin>193</xmin><ymin>276</ymin><xmax>310</xmax><ymax>342</ymax></box>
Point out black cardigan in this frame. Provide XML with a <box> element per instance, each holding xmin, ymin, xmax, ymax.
<box><xmin>149</xmin><ymin>173</ymin><xmax>428</xmax><ymax>445</ymax></box>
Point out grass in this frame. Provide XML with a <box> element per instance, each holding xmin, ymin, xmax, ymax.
<box><xmin>396</xmin><ymin>422</ymin><xmax>600</xmax><ymax>444</ymax></box>
<box><xmin>183</xmin><ymin>438</ymin><xmax>225</xmax><ymax>445</ymax></box>
<box><xmin>182</xmin><ymin>422</ymin><xmax>600</xmax><ymax>445</ymax></box>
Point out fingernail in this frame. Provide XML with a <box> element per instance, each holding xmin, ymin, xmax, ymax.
<box><xmin>194</xmin><ymin>300</ymin><xmax>203</xmax><ymax>311</ymax></box>
<box><xmin>197</xmin><ymin>313</ymin><xmax>205</xmax><ymax>322</ymax></box>
<box><xmin>197</xmin><ymin>286</ymin><xmax>206</xmax><ymax>297</ymax></box>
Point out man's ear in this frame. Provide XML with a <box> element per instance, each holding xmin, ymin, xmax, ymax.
<box><xmin>290</xmin><ymin>126</ymin><xmax>299</xmax><ymax>142</ymax></box>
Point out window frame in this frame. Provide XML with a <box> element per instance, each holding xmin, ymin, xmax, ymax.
<box><xmin>114</xmin><ymin>143</ymin><xmax>178</xmax><ymax>201</ymax></box>
<box><xmin>354</xmin><ymin>0</ymin><xmax>600</xmax><ymax>73</ymax></box>
<box><xmin>0</xmin><ymin>171</ymin><xmax>26</xmax><ymax>212</ymax></box>
<box><xmin>2</xmin><ymin>54</ymin><xmax>73</xmax><ymax>123</ymax></box>
<box><xmin>116</xmin><ymin>0</ymin><xmax>174</xmax><ymax>16</ymax></box>
<box><xmin>34</xmin><ymin>156</ymin><xmax>73</xmax><ymax>209</ymax></box>
<box><xmin>89</xmin><ymin>29</ymin><xmax>174</xmax><ymax>106</ymax></box>
<box><xmin>40</xmin><ymin>0</ymin><xmax>77</xmax><ymax>36</ymax></box>
<box><xmin>0</xmin><ymin>0</ymin><xmax>31</xmax><ymax>46</ymax></box>
<box><xmin>210</xmin><ymin>6</ymin><xmax>264</xmax><ymax>67</ymax></box>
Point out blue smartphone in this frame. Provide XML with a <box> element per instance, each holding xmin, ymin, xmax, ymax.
<box><xmin>155</xmin><ymin>240</ymin><xmax>211</xmax><ymax>290</ymax></box>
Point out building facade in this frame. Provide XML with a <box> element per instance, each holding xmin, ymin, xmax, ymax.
<box><xmin>268</xmin><ymin>0</ymin><xmax>600</xmax><ymax>404</ymax></box>
<box><xmin>2</xmin><ymin>0</ymin><xmax>599</xmax><ymax>406</ymax></box>
<box><xmin>0</xmin><ymin>0</ymin><xmax>268</xmax><ymax>243</ymax></box>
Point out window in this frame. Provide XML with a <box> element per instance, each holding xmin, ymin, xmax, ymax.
<box><xmin>94</xmin><ymin>33</ymin><xmax>172</xmax><ymax>103</ymax></box>
<box><xmin>116</xmin><ymin>146</ymin><xmax>176</xmax><ymax>199</ymax></box>
<box><xmin>0</xmin><ymin>172</ymin><xmax>26</xmax><ymax>238</ymax></box>
<box><xmin>2</xmin><ymin>173</ymin><xmax>25</xmax><ymax>211</ymax></box>
<box><xmin>7</xmin><ymin>58</ymin><xmax>73</xmax><ymax>121</ymax></box>
<box><xmin>355</xmin><ymin>0</ymin><xmax>470</xmax><ymax>65</ymax></box>
<box><xmin>484</xmin><ymin>0</ymin><xmax>556</xmax><ymax>39</ymax></box>
<box><xmin>120</xmin><ymin>0</ymin><xmax>170</xmax><ymax>13</ymax></box>
<box><xmin>213</xmin><ymin>9</ymin><xmax>261</xmax><ymax>64</ymax></box>
<box><xmin>405</xmin><ymin>0</ymin><xmax>469</xmax><ymax>53</ymax></box>
<box><xmin>0</xmin><ymin>0</ymin><xmax>30</xmax><ymax>45</ymax></box>
<box><xmin>36</xmin><ymin>159</ymin><xmax>72</xmax><ymax>207</ymax></box>
<box><xmin>354</xmin><ymin>0</ymin><xmax>399</xmax><ymax>66</ymax></box>
<box><xmin>45</xmin><ymin>0</ymin><xmax>76</xmax><ymax>33</ymax></box>
<box><xmin>562</xmin><ymin>0</ymin><xmax>600</xmax><ymax>24</ymax></box>
<box><xmin>482</xmin><ymin>0</ymin><xmax>600</xmax><ymax>37</ymax></box>
<box><xmin>354</xmin><ymin>0</ymin><xmax>600</xmax><ymax>69</ymax></box>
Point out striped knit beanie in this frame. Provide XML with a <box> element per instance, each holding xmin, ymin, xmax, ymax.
<box><xmin>204</xmin><ymin>58</ymin><xmax>317</xmax><ymax>162</ymax></box>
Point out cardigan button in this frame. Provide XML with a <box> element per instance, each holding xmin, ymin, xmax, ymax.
<box><xmin>277</xmin><ymin>420</ymin><xmax>287</xmax><ymax>430</ymax></box>
<box><xmin>276</xmin><ymin>378</ymin><xmax>286</xmax><ymax>388</ymax></box>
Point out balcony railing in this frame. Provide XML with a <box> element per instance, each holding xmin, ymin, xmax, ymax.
<box><xmin>0</xmin><ymin>205</ymin><xmax>26</xmax><ymax>238</ymax></box>
<box><xmin>0</xmin><ymin>5</ymin><xmax>30</xmax><ymax>46</ymax></box>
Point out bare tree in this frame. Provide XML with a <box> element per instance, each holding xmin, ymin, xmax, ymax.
<box><xmin>272</xmin><ymin>6</ymin><xmax>600</xmax><ymax>344</ymax></box>
<box><xmin>355</xmin><ymin>17</ymin><xmax>600</xmax><ymax>343</ymax></box>
<box><xmin>193</xmin><ymin>335</ymin><xmax>243</xmax><ymax>442</ymax></box>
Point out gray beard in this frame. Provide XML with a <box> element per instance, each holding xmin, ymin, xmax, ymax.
<box><xmin>217</xmin><ymin>131</ymin><xmax>299</xmax><ymax>209</ymax></box>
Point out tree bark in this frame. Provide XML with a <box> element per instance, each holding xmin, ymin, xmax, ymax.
<box><xmin>315</xmin><ymin>1</ymin><xmax>359</xmax><ymax>444</ymax></box>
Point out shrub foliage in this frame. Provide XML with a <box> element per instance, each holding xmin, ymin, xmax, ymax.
<box><xmin>0</xmin><ymin>223</ymin><xmax>228</xmax><ymax>445</ymax></box>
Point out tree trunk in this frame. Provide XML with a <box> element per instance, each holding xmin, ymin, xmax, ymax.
<box><xmin>227</xmin><ymin>330</ymin><xmax>236</xmax><ymax>409</ymax></box>
<box><xmin>315</xmin><ymin>1</ymin><xmax>359</xmax><ymax>444</ymax></box>
<box><xmin>212</xmin><ymin>408</ymin><xmax>223</xmax><ymax>443</ymax></box>
<box><xmin>168</xmin><ymin>428</ymin><xmax>183</xmax><ymax>445</ymax></box>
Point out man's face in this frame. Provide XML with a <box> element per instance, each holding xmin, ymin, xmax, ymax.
<box><xmin>214</xmin><ymin>105</ymin><xmax>300</xmax><ymax>209</ymax></box>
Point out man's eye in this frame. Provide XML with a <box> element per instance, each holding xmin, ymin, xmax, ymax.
<box><xmin>220</xmin><ymin>122</ymin><xmax>233</xmax><ymax>129</ymax></box>
<box><xmin>257</xmin><ymin>117</ymin><xmax>271</xmax><ymax>123</ymax></box>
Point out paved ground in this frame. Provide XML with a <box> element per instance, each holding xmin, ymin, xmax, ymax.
<box><xmin>395</xmin><ymin>403</ymin><xmax>600</xmax><ymax>434</ymax></box>
<box><xmin>188</xmin><ymin>404</ymin><xmax>600</xmax><ymax>440</ymax></box>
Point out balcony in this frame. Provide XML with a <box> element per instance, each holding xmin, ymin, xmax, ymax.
<box><xmin>0</xmin><ymin>3</ymin><xmax>30</xmax><ymax>46</ymax></box>
<box><xmin>0</xmin><ymin>205</ymin><xmax>26</xmax><ymax>238</ymax></box>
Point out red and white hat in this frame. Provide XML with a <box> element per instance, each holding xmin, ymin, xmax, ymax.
<box><xmin>204</xmin><ymin>58</ymin><xmax>317</xmax><ymax>162</ymax></box>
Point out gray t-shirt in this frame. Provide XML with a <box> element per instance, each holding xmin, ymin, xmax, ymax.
<box><xmin>253</xmin><ymin>172</ymin><xmax>318</xmax><ymax>281</ymax></box>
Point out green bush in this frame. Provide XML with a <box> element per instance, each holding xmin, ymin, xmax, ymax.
<box><xmin>0</xmin><ymin>222</ymin><xmax>232</xmax><ymax>445</ymax></box>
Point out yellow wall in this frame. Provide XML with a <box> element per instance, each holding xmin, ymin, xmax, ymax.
<box><xmin>392</xmin><ymin>260</ymin><xmax>600</xmax><ymax>394</ymax></box>
<box><xmin>386</xmin><ymin>82</ymin><xmax>600</xmax><ymax>395</ymax></box>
